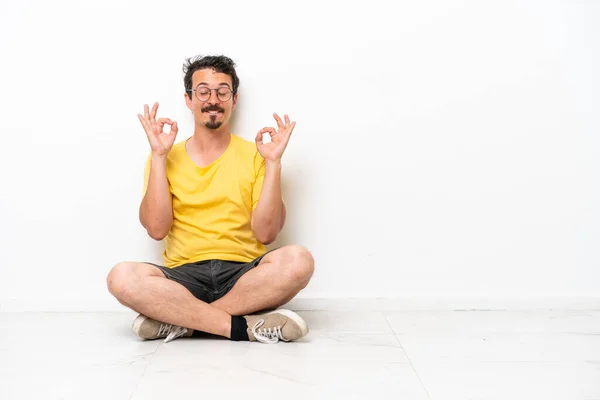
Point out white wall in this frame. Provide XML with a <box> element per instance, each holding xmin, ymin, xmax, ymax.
<box><xmin>0</xmin><ymin>0</ymin><xmax>598</xmax><ymax>311</ymax></box>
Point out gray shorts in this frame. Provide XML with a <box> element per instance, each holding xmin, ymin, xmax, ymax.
<box><xmin>147</xmin><ymin>249</ymin><xmax>275</xmax><ymax>303</ymax></box>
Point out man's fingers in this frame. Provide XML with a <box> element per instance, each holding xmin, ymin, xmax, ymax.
<box><xmin>255</xmin><ymin>130</ymin><xmax>264</xmax><ymax>145</ymax></box>
<box><xmin>138</xmin><ymin>113</ymin><xmax>158</xmax><ymax>150</ymax></box>
<box><xmin>156</xmin><ymin>118</ymin><xmax>175</xmax><ymax>136</ymax></box>
<box><xmin>138</xmin><ymin>114</ymin><xmax>151</xmax><ymax>135</ymax></box>
<box><xmin>284</xmin><ymin>114</ymin><xmax>290</xmax><ymax>126</ymax></box>
<box><xmin>273</xmin><ymin>113</ymin><xmax>284</xmax><ymax>129</ymax></box>
<box><xmin>150</xmin><ymin>102</ymin><xmax>159</xmax><ymax>120</ymax></box>
<box><xmin>259</xmin><ymin>127</ymin><xmax>277</xmax><ymax>141</ymax></box>
<box><xmin>260</xmin><ymin>127</ymin><xmax>277</xmax><ymax>135</ymax></box>
<box><xmin>142</xmin><ymin>104</ymin><xmax>156</xmax><ymax>133</ymax></box>
<box><xmin>137</xmin><ymin>114</ymin><xmax>145</xmax><ymax>131</ymax></box>
<box><xmin>157</xmin><ymin>118</ymin><xmax>173</xmax><ymax>132</ymax></box>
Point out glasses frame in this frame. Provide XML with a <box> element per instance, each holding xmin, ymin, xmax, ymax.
<box><xmin>192</xmin><ymin>85</ymin><xmax>234</xmax><ymax>102</ymax></box>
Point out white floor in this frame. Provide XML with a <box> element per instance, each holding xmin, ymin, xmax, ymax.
<box><xmin>1</xmin><ymin>310</ymin><xmax>599</xmax><ymax>400</ymax></box>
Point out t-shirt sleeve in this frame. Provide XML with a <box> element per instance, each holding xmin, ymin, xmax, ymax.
<box><xmin>252</xmin><ymin>151</ymin><xmax>266</xmax><ymax>210</ymax></box>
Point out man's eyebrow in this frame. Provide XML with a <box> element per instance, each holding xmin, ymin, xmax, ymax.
<box><xmin>196</xmin><ymin>82</ymin><xmax>232</xmax><ymax>88</ymax></box>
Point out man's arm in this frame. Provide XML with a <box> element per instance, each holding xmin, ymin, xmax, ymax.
<box><xmin>251</xmin><ymin>160</ymin><xmax>286</xmax><ymax>244</ymax></box>
<box><xmin>139</xmin><ymin>154</ymin><xmax>173</xmax><ymax>240</ymax></box>
<box><xmin>137</xmin><ymin>102</ymin><xmax>178</xmax><ymax>240</ymax></box>
<box><xmin>252</xmin><ymin>112</ymin><xmax>296</xmax><ymax>244</ymax></box>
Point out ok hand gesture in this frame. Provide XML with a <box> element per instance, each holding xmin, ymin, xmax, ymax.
<box><xmin>137</xmin><ymin>102</ymin><xmax>179</xmax><ymax>157</ymax></box>
<box><xmin>255</xmin><ymin>113</ymin><xmax>296</xmax><ymax>162</ymax></box>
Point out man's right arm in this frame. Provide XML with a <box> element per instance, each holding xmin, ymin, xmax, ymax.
<box><xmin>136</xmin><ymin>102</ymin><xmax>179</xmax><ymax>240</ymax></box>
<box><xmin>139</xmin><ymin>154</ymin><xmax>173</xmax><ymax>240</ymax></box>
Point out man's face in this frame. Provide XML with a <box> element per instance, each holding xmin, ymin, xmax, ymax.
<box><xmin>185</xmin><ymin>68</ymin><xmax>237</xmax><ymax>130</ymax></box>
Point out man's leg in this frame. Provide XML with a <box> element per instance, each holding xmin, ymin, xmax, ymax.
<box><xmin>210</xmin><ymin>244</ymin><xmax>315</xmax><ymax>316</ymax></box>
<box><xmin>106</xmin><ymin>262</ymin><xmax>231</xmax><ymax>338</ymax></box>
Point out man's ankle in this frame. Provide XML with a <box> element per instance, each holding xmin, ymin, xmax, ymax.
<box><xmin>230</xmin><ymin>315</ymin><xmax>249</xmax><ymax>341</ymax></box>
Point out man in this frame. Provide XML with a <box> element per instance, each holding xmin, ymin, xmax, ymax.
<box><xmin>107</xmin><ymin>55</ymin><xmax>314</xmax><ymax>344</ymax></box>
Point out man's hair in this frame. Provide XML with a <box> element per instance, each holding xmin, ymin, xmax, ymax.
<box><xmin>183</xmin><ymin>55</ymin><xmax>240</xmax><ymax>99</ymax></box>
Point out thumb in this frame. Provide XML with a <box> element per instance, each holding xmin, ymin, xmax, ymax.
<box><xmin>171</xmin><ymin>121</ymin><xmax>178</xmax><ymax>135</ymax></box>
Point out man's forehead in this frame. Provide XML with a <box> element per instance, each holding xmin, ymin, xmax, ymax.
<box><xmin>192</xmin><ymin>69</ymin><xmax>232</xmax><ymax>86</ymax></box>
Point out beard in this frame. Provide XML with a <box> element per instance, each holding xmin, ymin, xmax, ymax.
<box><xmin>204</xmin><ymin>118</ymin><xmax>223</xmax><ymax>130</ymax></box>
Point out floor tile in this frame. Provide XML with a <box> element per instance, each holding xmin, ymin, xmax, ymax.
<box><xmin>298</xmin><ymin>310</ymin><xmax>393</xmax><ymax>333</ymax></box>
<box><xmin>149</xmin><ymin>330</ymin><xmax>409</xmax><ymax>367</ymax></box>
<box><xmin>410</xmin><ymin>360</ymin><xmax>600</xmax><ymax>400</ymax></box>
<box><xmin>0</xmin><ymin>312</ymin><xmax>158</xmax><ymax>370</ymax></box>
<box><xmin>0</xmin><ymin>365</ymin><xmax>147</xmax><ymax>400</ymax></box>
<box><xmin>385</xmin><ymin>311</ymin><xmax>600</xmax><ymax>335</ymax></box>
<box><xmin>395</xmin><ymin>331</ymin><xmax>600</xmax><ymax>363</ymax></box>
<box><xmin>133</xmin><ymin>362</ymin><xmax>429</xmax><ymax>400</ymax></box>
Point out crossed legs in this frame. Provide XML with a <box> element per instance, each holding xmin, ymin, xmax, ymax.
<box><xmin>106</xmin><ymin>245</ymin><xmax>314</xmax><ymax>339</ymax></box>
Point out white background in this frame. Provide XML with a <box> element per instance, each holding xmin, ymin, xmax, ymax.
<box><xmin>0</xmin><ymin>0</ymin><xmax>598</xmax><ymax>311</ymax></box>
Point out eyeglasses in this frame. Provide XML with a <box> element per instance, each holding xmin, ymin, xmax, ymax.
<box><xmin>192</xmin><ymin>85</ymin><xmax>233</xmax><ymax>102</ymax></box>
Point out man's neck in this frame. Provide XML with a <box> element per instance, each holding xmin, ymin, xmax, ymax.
<box><xmin>190</xmin><ymin>123</ymin><xmax>231</xmax><ymax>154</ymax></box>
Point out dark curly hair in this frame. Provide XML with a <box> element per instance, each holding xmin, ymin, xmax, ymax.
<box><xmin>183</xmin><ymin>55</ymin><xmax>240</xmax><ymax>99</ymax></box>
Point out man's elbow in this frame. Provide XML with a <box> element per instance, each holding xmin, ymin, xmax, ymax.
<box><xmin>252</xmin><ymin>213</ymin><xmax>282</xmax><ymax>245</ymax></box>
<box><xmin>253</xmin><ymin>222</ymin><xmax>279</xmax><ymax>244</ymax></box>
<box><xmin>140</xmin><ymin>216</ymin><xmax>170</xmax><ymax>241</ymax></box>
<box><xmin>147</xmin><ymin>228</ymin><xmax>168</xmax><ymax>241</ymax></box>
<box><xmin>255</xmin><ymin>230</ymin><xmax>278</xmax><ymax>245</ymax></box>
<box><xmin>140</xmin><ymin>209</ymin><xmax>172</xmax><ymax>241</ymax></box>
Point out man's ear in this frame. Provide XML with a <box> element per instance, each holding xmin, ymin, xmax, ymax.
<box><xmin>232</xmin><ymin>93</ymin><xmax>238</xmax><ymax>111</ymax></box>
<box><xmin>184</xmin><ymin>92</ymin><xmax>193</xmax><ymax>111</ymax></box>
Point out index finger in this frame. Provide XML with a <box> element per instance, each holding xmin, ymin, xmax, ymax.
<box><xmin>259</xmin><ymin>127</ymin><xmax>277</xmax><ymax>135</ymax></box>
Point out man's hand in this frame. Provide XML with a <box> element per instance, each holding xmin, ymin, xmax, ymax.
<box><xmin>255</xmin><ymin>113</ymin><xmax>296</xmax><ymax>162</ymax></box>
<box><xmin>137</xmin><ymin>102</ymin><xmax>179</xmax><ymax>157</ymax></box>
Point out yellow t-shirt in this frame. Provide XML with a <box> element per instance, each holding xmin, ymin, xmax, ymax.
<box><xmin>143</xmin><ymin>134</ymin><xmax>267</xmax><ymax>267</ymax></box>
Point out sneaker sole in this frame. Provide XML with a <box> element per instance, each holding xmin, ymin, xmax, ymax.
<box><xmin>265</xmin><ymin>309</ymin><xmax>309</xmax><ymax>338</ymax></box>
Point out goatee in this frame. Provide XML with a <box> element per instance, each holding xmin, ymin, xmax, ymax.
<box><xmin>205</xmin><ymin>120</ymin><xmax>223</xmax><ymax>130</ymax></box>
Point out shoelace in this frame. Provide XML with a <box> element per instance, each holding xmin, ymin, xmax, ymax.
<box><xmin>251</xmin><ymin>319</ymin><xmax>285</xmax><ymax>344</ymax></box>
<box><xmin>158</xmin><ymin>324</ymin><xmax>188</xmax><ymax>343</ymax></box>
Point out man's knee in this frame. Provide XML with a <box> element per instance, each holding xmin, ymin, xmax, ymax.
<box><xmin>282</xmin><ymin>245</ymin><xmax>315</xmax><ymax>287</ymax></box>
<box><xmin>106</xmin><ymin>261</ymin><xmax>162</xmax><ymax>301</ymax></box>
<box><xmin>107</xmin><ymin>262</ymin><xmax>133</xmax><ymax>299</ymax></box>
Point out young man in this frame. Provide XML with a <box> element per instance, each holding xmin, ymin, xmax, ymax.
<box><xmin>106</xmin><ymin>55</ymin><xmax>314</xmax><ymax>344</ymax></box>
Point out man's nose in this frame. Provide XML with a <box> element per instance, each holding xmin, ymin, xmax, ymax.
<box><xmin>208</xmin><ymin>90</ymin><xmax>220</xmax><ymax>104</ymax></box>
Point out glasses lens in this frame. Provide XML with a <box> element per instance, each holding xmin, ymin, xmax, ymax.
<box><xmin>196</xmin><ymin>87</ymin><xmax>211</xmax><ymax>101</ymax></box>
<box><xmin>217</xmin><ymin>88</ymin><xmax>232</xmax><ymax>101</ymax></box>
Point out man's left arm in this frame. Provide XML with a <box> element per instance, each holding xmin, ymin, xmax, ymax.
<box><xmin>251</xmin><ymin>113</ymin><xmax>295</xmax><ymax>244</ymax></box>
<box><xmin>251</xmin><ymin>160</ymin><xmax>286</xmax><ymax>244</ymax></box>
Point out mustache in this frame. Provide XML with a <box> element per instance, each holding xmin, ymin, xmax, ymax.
<box><xmin>201</xmin><ymin>105</ymin><xmax>224</xmax><ymax>113</ymax></box>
